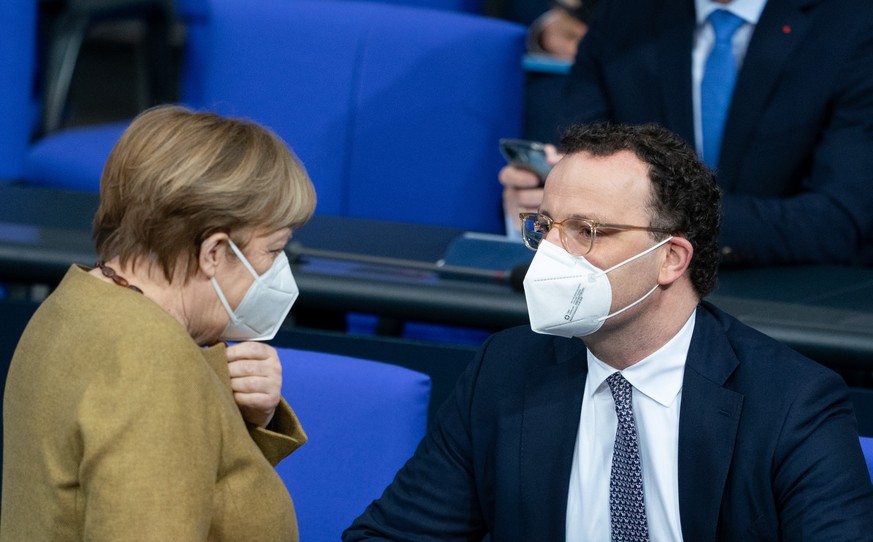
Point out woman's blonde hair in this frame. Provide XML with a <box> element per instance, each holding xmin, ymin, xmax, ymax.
<box><xmin>93</xmin><ymin>105</ymin><xmax>316</xmax><ymax>282</ymax></box>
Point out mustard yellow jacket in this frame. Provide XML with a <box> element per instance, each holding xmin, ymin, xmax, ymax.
<box><xmin>1</xmin><ymin>266</ymin><xmax>306</xmax><ymax>541</ymax></box>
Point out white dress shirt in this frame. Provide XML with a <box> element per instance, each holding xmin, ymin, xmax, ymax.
<box><xmin>566</xmin><ymin>311</ymin><xmax>696</xmax><ymax>541</ymax></box>
<box><xmin>692</xmin><ymin>0</ymin><xmax>768</xmax><ymax>156</ymax></box>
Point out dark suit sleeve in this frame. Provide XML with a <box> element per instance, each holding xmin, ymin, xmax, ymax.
<box><xmin>342</xmin><ymin>338</ymin><xmax>493</xmax><ymax>541</ymax></box>
<box><xmin>485</xmin><ymin>0</ymin><xmax>550</xmax><ymax>26</ymax></box>
<box><xmin>772</xmin><ymin>369</ymin><xmax>873</xmax><ymax>537</ymax></box>
<box><xmin>560</xmin><ymin>9</ymin><xmax>612</xmax><ymax>128</ymax></box>
<box><xmin>720</xmin><ymin>25</ymin><xmax>873</xmax><ymax>266</ymax></box>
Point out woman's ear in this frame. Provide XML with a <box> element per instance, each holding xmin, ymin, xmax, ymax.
<box><xmin>198</xmin><ymin>232</ymin><xmax>230</xmax><ymax>279</ymax></box>
<box><xmin>658</xmin><ymin>236</ymin><xmax>693</xmax><ymax>286</ymax></box>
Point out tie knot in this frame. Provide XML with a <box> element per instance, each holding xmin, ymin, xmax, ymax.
<box><xmin>606</xmin><ymin>371</ymin><xmax>633</xmax><ymax>405</ymax></box>
<box><xmin>708</xmin><ymin>9</ymin><xmax>745</xmax><ymax>43</ymax></box>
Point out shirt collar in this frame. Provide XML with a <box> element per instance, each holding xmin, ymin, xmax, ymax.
<box><xmin>694</xmin><ymin>0</ymin><xmax>768</xmax><ymax>26</ymax></box>
<box><xmin>586</xmin><ymin>311</ymin><xmax>696</xmax><ymax>407</ymax></box>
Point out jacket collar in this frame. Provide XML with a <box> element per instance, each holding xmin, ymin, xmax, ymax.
<box><xmin>202</xmin><ymin>342</ymin><xmax>232</xmax><ymax>393</ymax></box>
<box><xmin>519</xmin><ymin>336</ymin><xmax>587</xmax><ymax>539</ymax></box>
<box><xmin>677</xmin><ymin>303</ymin><xmax>743</xmax><ymax>540</ymax></box>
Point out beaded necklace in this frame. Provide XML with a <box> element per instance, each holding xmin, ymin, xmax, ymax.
<box><xmin>95</xmin><ymin>261</ymin><xmax>144</xmax><ymax>294</ymax></box>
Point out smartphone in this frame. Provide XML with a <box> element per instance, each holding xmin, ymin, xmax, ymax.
<box><xmin>499</xmin><ymin>138</ymin><xmax>552</xmax><ymax>185</ymax></box>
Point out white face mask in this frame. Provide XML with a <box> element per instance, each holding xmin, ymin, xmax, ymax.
<box><xmin>523</xmin><ymin>236</ymin><xmax>672</xmax><ymax>338</ymax></box>
<box><xmin>211</xmin><ymin>239</ymin><xmax>299</xmax><ymax>341</ymax></box>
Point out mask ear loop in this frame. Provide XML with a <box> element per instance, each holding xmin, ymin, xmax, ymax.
<box><xmin>598</xmin><ymin>283</ymin><xmax>660</xmax><ymax>322</ymax></box>
<box><xmin>211</xmin><ymin>277</ymin><xmax>242</xmax><ymax>324</ymax></box>
<box><xmin>226</xmin><ymin>239</ymin><xmax>261</xmax><ymax>280</ymax></box>
<box><xmin>210</xmin><ymin>239</ymin><xmax>259</xmax><ymax>325</ymax></box>
<box><xmin>601</xmin><ymin>235</ymin><xmax>673</xmax><ymax>275</ymax></box>
<box><xmin>596</xmin><ymin>236</ymin><xmax>673</xmax><ymax>322</ymax></box>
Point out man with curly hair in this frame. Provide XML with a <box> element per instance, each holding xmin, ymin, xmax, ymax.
<box><xmin>345</xmin><ymin>123</ymin><xmax>873</xmax><ymax>541</ymax></box>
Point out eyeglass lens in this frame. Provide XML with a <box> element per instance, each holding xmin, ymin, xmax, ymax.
<box><xmin>522</xmin><ymin>215</ymin><xmax>595</xmax><ymax>255</ymax></box>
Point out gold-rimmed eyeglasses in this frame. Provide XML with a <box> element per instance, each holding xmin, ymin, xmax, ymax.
<box><xmin>519</xmin><ymin>212</ymin><xmax>673</xmax><ymax>256</ymax></box>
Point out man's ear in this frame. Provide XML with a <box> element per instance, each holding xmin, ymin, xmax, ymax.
<box><xmin>658</xmin><ymin>236</ymin><xmax>693</xmax><ymax>286</ymax></box>
<box><xmin>198</xmin><ymin>232</ymin><xmax>230</xmax><ymax>279</ymax></box>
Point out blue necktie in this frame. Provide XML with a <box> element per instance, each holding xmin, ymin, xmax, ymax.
<box><xmin>607</xmin><ymin>372</ymin><xmax>648</xmax><ymax>542</ymax></box>
<box><xmin>700</xmin><ymin>9</ymin><xmax>745</xmax><ymax>170</ymax></box>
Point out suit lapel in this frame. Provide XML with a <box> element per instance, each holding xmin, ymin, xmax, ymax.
<box><xmin>655</xmin><ymin>0</ymin><xmax>697</xmax><ymax>145</ymax></box>
<box><xmin>677</xmin><ymin>306</ymin><xmax>743</xmax><ymax>540</ymax></box>
<box><xmin>720</xmin><ymin>0</ymin><xmax>816</xmax><ymax>188</ymax></box>
<box><xmin>519</xmin><ymin>338</ymin><xmax>586</xmax><ymax>540</ymax></box>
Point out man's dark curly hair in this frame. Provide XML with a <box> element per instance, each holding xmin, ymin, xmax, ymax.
<box><xmin>559</xmin><ymin>123</ymin><xmax>720</xmax><ymax>297</ymax></box>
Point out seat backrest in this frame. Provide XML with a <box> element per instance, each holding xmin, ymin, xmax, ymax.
<box><xmin>274</xmin><ymin>347</ymin><xmax>430</xmax><ymax>541</ymax></box>
<box><xmin>199</xmin><ymin>0</ymin><xmax>525</xmax><ymax>233</ymax></box>
<box><xmin>0</xmin><ymin>0</ymin><xmax>38</xmax><ymax>181</ymax></box>
<box><xmin>861</xmin><ymin>435</ymin><xmax>873</xmax><ymax>483</ymax></box>
<box><xmin>357</xmin><ymin>0</ymin><xmax>483</xmax><ymax>11</ymax></box>
<box><xmin>175</xmin><ymin>0</ymin><xmax>486</xmax><ymax>106</ymax></box>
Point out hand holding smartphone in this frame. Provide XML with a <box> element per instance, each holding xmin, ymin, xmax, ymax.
<box><xmin>499</xmin><ymin>138</ymin><xmax>553</xmax><ymax>186</ymax></box>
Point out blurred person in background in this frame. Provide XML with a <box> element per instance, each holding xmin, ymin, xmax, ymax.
<box><xmin>500</xmin><ymin>0</ymin><xmax>873</xmax><ymax>267</ymax></box>
<box><xmin>487</xmin><ymin>0</ymin><xmax>595</xmax><ymax>60</ymax></box>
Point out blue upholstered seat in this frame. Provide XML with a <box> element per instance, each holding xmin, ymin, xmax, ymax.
<box><xmin>24</xmin><ymin>123</ymin><xmax>128</xmax><ymax>190</ymax></box>
<box><xmin>366</xmin><ymin>0</ymin><xmax>483</xmax><ymax>11</ymax></box>
<box><xmin>21</xmin><ymin>0</ymin><xmax>525</xmax><ymax>233</ymax></box>
<box><xmin>861</xmin><ymin>435</ymin><xmax>873</xmax><ymax>483</ymax></box>
<box><xmin>194</xmin><ymin>0</ymin><xmax>525</xmax><ymax>232</ymax></box>
<box><xmin>274</xmin><ymin>347</ymin><xmax>430</xmax><ymax>542</ymax></box>
<box><xmin>0</xmin><ymin>0</ymin><xmax>38</xmax><ymax>183</ymax></box>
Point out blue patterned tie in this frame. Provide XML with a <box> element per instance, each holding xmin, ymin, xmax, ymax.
<box><xmin>606</xmin><ymin>372</ymin><xmax>648</xmax><ymax>542</ymax></box>
<box><xmin>700</xmin><ymin>9</ymin><xmax>745</xmax><ymax>170</ymax></box>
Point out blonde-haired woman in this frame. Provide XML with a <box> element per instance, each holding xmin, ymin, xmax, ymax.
<box><xmin>2</xmin><ymin>105</ymin><xmax>316</xmax><ymax>540</ymax></box>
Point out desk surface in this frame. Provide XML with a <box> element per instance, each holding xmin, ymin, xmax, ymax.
<box><xmin>3</xmin><ymin>184</ymin><xmax>873</xmax><ymax>369</ymax></box>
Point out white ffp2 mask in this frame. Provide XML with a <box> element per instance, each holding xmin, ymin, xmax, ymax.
<box><xmin>523</xmin><ymin>237</ymin><xmax>671</xmax><ymax>338</ymax></box>
<box><xmin>211</xmin><ymin>240</ymin><xmax>299</xmax><ymax>341</ymax></box>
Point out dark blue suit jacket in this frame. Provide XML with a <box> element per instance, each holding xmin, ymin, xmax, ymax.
<box><xmin>559</xmin><ymin>0</ymin><xmax>873</xmax><ymax>266</ymax></box>
<box><xmin>345</xmin><ymin>303</ymin><xmax>873</xmax><ymax>540</ymax></box>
